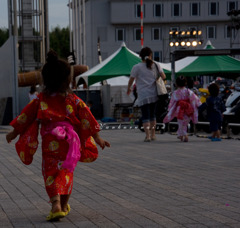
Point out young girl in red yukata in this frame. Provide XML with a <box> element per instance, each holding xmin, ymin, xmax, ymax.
<box><xmin>6</xmin><ymin>50</ymin><xmax>110</xmax><ymax>221</ymax></box>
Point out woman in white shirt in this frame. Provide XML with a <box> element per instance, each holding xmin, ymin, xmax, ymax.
<box><xmin>127</xmin><ymin>47</ymin><xmax>166</xmax><ymax>142</ymax></box>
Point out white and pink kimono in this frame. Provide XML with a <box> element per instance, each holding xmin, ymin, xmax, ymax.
<box><xmin>163</xmin><ymin>88</ymin><xmax>201</xmax><ymax>137</ymax></box>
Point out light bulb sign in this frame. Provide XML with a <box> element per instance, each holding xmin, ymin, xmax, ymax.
<box><xmin>169</xmin><ymin>29</ymin><xmax>203</xmax><ymax>48</ymax></box>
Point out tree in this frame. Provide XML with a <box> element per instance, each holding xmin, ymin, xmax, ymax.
<box><xmin>0</xmin><ymin>28</ymin><xmax>9</xmax><ymax>47</ymax></box>
<box><xmin>0</xmin><ymin>26</ymin><xmax>70</xmax><ymax>61</ymax></box>
<box><xmin>49</xmin><ymin>26</ymin><xmax>70</xmax><ymax>60</ymax></box>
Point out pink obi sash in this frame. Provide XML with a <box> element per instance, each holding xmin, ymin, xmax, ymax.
<box><xmin>41</xmin><ymin>121</ymin><xmax>81</xmax><ymax>173</ymax></box>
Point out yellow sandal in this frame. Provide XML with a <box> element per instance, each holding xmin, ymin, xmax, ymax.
<box><xmin>46</xmin><ymin>211</ymin><xmax>65</xmax><ymax>221</ymax></box>
<box><xmin>64</xmin><ymin>204</ymin><xmax>71</xmax><ymax>216</ymax></box>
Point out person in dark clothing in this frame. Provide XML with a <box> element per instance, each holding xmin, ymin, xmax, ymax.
<box><xmin>199</xmin><ymin>83</ymin><xmax>226</xmax><ymax>141</ymax></box>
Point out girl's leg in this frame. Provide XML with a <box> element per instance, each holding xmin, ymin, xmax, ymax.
<box><xmin>177</xmin><ymin>119</ymin><xmax>184</xmax><ymax>139</ymax></box>
<box><xmin>149</xmin><ymin>102</ymin><xmax>157</xmax><ymax>140</ymax></box>
<box><xmin>46</xmin><ymin>195</ymin><xmax>66</xmax><ymax>221</ymax></box>
<box><xmin>177</xmin><ymin>116</ymin><xmax>189</xmax><ymax>142</ymax></box>
<box><xmin>143</xmin><ymin>122</ymin><xmax>151</xmax><ymax>140</ymax></box>
<box><xmin>150</xmin><ymin>120</ymin><xmax>156</xmax><ymax>140</ymax></box>
<box><xmin>182</xmin><ymin>117</ymin><xmax>189</xmax><ymax>142</ymax></box>
<box><xmin>216</xmin><ymin>130</ymin><xmax>221</xmax><ymax>138</ymax></box>
<box><xmin>141</xmin><ymin>104</ymin><xmax>151</xmax><ymax>141</ymax></box>
<box><xmin>212</xmin><ymin>130</ymin><xmax>217</xmax><ymax>138</ymax></box>
<box><xmin>61</xmin><ymin>194</ymin><xmax>71</xmax><ymax>212</ymax></box>
<box><xmin>210</xmin><ymin>120</ymin><xmax>222</xmax><ymax>138</ymax></box>
<box><xmin>50</xmin><ymin>195</ymin><xmax>61</xmax><ymax>213</ymax></box>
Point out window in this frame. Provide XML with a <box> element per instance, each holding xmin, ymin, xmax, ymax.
<box><xmin>153</xmin><ymin>51</ymin><xmax>162</xmax><ymax>62</ymax></box>
<box><xmin>228</xmin><ymin>1</ymin><xmax>238</xmax><ymax>11</ymax></box>
<box><xmin>191</xmin><ymin>3</ymin><xmax>200</xmax><ymax>16</ymax></box>
<box><xmin>154</xmin><ymin>4</ymin><xmax>163</xmax><ymax>17</ymax></box>
<box><xmin>152</xmin><ymin>28</ymin><xmax>161</xmax><ymax>40</ymax></box>
<box><xmin>172</xmin><ymin>3</ymin><xmax>182</xmax><ymax>17</ymax></box>
<box><xmin>225</xmin><ymin>25</ymin><xmax>237</xmax><ymax>39</ymax></box>
<box><xmin>225</xmin><ymin>25</ymin><xmax>231</xmax><ymax>38</ymax></box>
<box><xmin>116</xmin><ymin>28</ymin><xmax>125</xmax><ymax>41</ymax></box>
<box><xmin>209</xmin><ymin>2</ymin><xmax>219</xmax><ymax>16</ymax></box>
<box><xmin>135</xmin><ymin>4</ymin><xmax>145</xmax><ymax>18</ymax></box>
<box><xmin>134</xmin><ymin>28</ymin><xmax>141</xmax><ymax>41</ymax></box>
<box><xmin>207</xmin><ymin>26</ymin><xmax>216</xmax><ymax>39</ymax></box>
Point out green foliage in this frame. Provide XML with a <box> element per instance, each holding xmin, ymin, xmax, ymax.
<box><xmin>49</xmin><ymin>26</ymin><xmax>70</xmax><ymax>60</ymax></box>
<box><xmin>0</xmin><ymin>26</ymin><xmax>70</xmax><ymax>60</ymax></box>
<box><xmin>0</xmin><ymin>28</ymin><xmax>9</xmax><ymax>47</ymax></box>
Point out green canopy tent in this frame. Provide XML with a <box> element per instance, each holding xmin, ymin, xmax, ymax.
<box><xmin>76</xmin><ymin>42</ymin><xmax>171</xmax><ymax>86</ymax></box>
<box><xmin>175</xmin><ymin>41</ymin><xmax>240</xmax><ymax>78</ymax></box>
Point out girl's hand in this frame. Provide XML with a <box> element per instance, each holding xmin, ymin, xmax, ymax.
<box><xmin>93</xmin><ymin>133</ymin><xmax>111</xmax><ymax>150</ymax></box>
<box><xmin>96</xmin><ymin>138</ymin><xmax>111</xmax><ymax>150</ymax></box>
<box><xmin>6</xmin><ymin>129</ymin><xmax>18</xmax><ymax>143</ymax></box>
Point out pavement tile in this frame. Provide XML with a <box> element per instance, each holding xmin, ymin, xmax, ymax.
<box><xmin>0</xmin><ymin>128</ymin><xmax>240</xmax><ymax>227</ymax></box>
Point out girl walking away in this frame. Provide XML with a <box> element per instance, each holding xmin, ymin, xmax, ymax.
<box><xmin>127</xmin><ymin>47</ymin><xmax>166</xmax><ymax>142</ymax></box>
<box><xmin>199</xmin><ymin>83</ymin><xmax>226</xmax><ymax>141</ymax></box>
<box><xmin>6</xmin><ymin>50</ymin><xmax>110</xmax><ymax>221</ymax></box>
<box><xmin>163</xmin><ymin>76</ymin><xmax>201</xmax><ymax>142</ymax></box>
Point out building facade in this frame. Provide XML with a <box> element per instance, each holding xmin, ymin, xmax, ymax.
<box><xmin>71</xmin><ymin>0</ymin><xmax>240</xmax><ymax>68</ymax></box>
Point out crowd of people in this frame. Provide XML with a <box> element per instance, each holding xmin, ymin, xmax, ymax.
<box><xmin>127</xmin><ymin>47</ymin><xmax>227</xmax><ymax>143</ymax></box>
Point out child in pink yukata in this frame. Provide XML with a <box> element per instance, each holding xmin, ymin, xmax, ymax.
<box><xmin>163</xmin><ymin>76</ymin><xmax>201</xmax><ymax>142</ymax></box>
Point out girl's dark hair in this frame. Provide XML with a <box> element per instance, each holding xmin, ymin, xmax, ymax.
<box><xmin>139</xmin><ymin>47</ymin><xmax>153</xmax><ymax>69</ymax></box>
<box><xmin>41</xmin><ymin>50</ymin><xmax>71</xmax><ymax>94</ymax></box>
<box><xmin>30</xmin><ymin>85</ymin><xmax>37</xmax><ymax>94</ymax></box>
<box><xmin>176</xmin><ymin>75</ymin><xmax>187</xmax><ymax>87</ymax></box>
<box><xmin>208</xmin><ymin>83</ymin><xmax>219</xmax><ymax>97</ymax></box>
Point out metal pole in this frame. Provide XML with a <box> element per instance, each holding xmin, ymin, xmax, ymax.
<box><xmin>97</xmin><ymin>37</ymin><xmax>102</xmax><ymax>63</ymax></box>
<box><xmin>82</xmin><ymin>0</ymin><xmax>86</xmax><ymax>65</ymax></box>
<box><xmin>72</xmin><ymin>0</ymin><xmax>76</xmax><ymax>62</ymax></box>
<box><xmin>78</xmin><ymin>0</ymin><xmax>82</xmax><ymax>64</ymax></box>
<box><xmin>74</xmin><ymin>0</ymin><xmax>79</xmax><ymax>64</ymax></box>
<box><xmin>8</xmin><ymin>1</ymin><xmax>13</xmax><ymax>35</ymax></box>
<box><xmin>171</xmin><ymin>52</ymin><xmax>175</xmax><ymax>91</ymax></box>
<box><xmin>39</xmin><ymin>0</ymin><xmax>44</xmax><ymax>64</ymax></box>
<box><xmin>12</xmin><ymin>0</ymin><xmax>19</xmax><ymax>117</ymax></box>
<box><xmin>44</xmin><ymin>0</ymin><xmax>49</xmax><ymax>55</ymax></box>
<box><xmin>13</xmin><ymin>0</ymin><xmax>18</xmax><ymax>36</ymax></box>
<box><xmin>140</xmin><ymin>0</ymin><xmax>144</xmax><ymax>48</ymax></box>
<box><xmin>69</xmin><ymin>0</ymin><xmax>72</xmax><ymax>52</ymax></box>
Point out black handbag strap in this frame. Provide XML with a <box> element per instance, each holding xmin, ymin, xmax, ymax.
<box><xmin>153</xmin><ymin>62</ymin><xmax>161</xmax><ymax>80</ymax></box>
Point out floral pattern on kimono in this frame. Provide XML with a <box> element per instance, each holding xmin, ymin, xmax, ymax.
<box><xmin>10</xmin><ymin>92</ymin><xmax>100</xmax><ymax>199</ymax></box>
<box><xmin>163</xmin><ymin>88</ymin><xmax>201</xmax><ymax>124</ymax></box>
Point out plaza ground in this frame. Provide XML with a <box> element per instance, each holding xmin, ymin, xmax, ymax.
<box><xmin>0</xmin><ymin>126</ymin><xmax>240</xmax><ymax>227</ymax></box>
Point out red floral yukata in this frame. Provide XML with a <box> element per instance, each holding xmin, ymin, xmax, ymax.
<box><xmin>10</xmin><ymin>92</ymin><xmax>100</xmax><ymax>199</ymax></box>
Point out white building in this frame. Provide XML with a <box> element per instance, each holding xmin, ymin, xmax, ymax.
<box><xmin>70</xmin><ymin>0</ymin><xmax>240</xmax><ymax>68</ymax></box>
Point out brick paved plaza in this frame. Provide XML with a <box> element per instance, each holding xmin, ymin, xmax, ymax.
<box><xmin>0</xmin><ymin>126</ymin><xmax>240</xmax><ymax>227</ymax></box>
